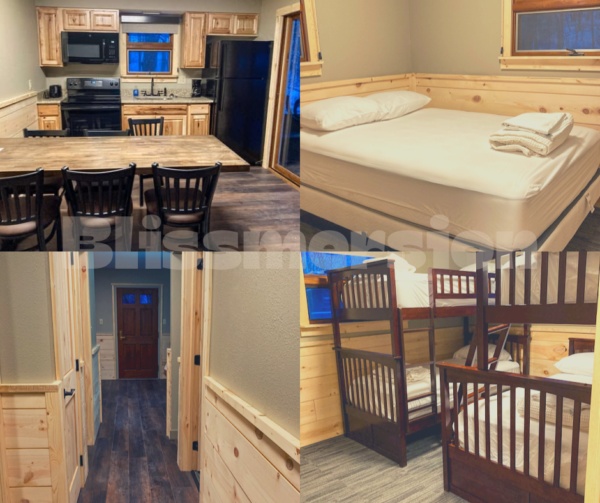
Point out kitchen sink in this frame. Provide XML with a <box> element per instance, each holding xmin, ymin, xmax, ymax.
<box><xmin>135</xmin><ymin>96</ymin><xmax>175</xmax><ymax>101</ymax></box>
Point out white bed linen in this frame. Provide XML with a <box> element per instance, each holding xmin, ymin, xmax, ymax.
<box><xmin>348</xmin><ymin>359</ymin><xmax>521</xmax><ymax>421</ymax></box>
<box><xmin>301</xmin><ymin>108</ymin><xmax>600</xmax><ymax>250</ymax></box>
<box><xmin>457</xmin><ymin>375</ymin><xmax>589</xmax><ymax>494</ymax></box>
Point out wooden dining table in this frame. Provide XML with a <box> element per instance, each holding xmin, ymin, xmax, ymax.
<box><xmin>0</xmin><ymin>135</ymin><xmax>250</xmax><ymax>176</ymax></box>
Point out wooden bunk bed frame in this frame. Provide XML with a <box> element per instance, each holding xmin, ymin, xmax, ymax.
<box><xmin>439</xmin><ymin>252</ymin><xmax>597</xmax><ymax>503</ymax></box>
<box><xmin>327</xmin><ymin>259</ymin><xmax>530</xmax><ymax>467</ymax></box>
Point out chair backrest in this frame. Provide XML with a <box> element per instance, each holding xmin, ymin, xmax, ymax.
<box><xmin>0</xmin><ymin>169</ymin><xmax>44</xmax><ymax>227</ymax></box>
<box><xmin>128</xmin><ymin>118</ymin><xmax>164</xmax><ymax>136</ymax></box>
<box><xmin>151</xmin><ymin>163</ymin><xmax>222</xmax><ymax>216</ymax></box>
<box><xmin>62</xmin><ymin>164</ymin><xmax>136</xmax><ymax>219</ymax></box>
<box><xmin>23</xmin><ymin>129</ymin><xmax>70</xmax><ymax>138</ymax></box>
<box><xmin>84</xmin><ymin>129</ymin><xmax>131</xmax><ymax>137</ymax></box>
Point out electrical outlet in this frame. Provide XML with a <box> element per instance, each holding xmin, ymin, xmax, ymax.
<box><xmin>99</xmin><ymin>319</ymin><xmax>103</xmax><ymax>325</ymax></box>
<box><xmin>28</xmin><ymin>80</ymin><xmax>32</xmax><ymax>91</ymax></box>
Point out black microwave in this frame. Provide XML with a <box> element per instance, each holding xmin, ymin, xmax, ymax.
<box><xmin>61</xmin><ymin>32</ymin><xmax>119</xmax><ymax>65</ymax></box>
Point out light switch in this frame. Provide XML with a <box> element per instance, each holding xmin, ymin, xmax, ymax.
<box><xmin>163</xmin><ymin>319</ymin><xmax>167</xmax><ymax>325</ymax></box>
<box><xmin>99</xmin><ymin>319</ymin><xmax>103</xmax><ymax>325</ymax></box>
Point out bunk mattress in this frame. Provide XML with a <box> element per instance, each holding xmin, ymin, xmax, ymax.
<box><xmin>301</xmin><ymin>108</ymin><xmax>600</xmax><ymax>250</ymax></box>
<box><xmin>457</xmin><ymin>373</ymin><xmax>592</xmax><ymax>494</ymax></box>
<box><xmin>347</xmin><ymin>359</ymin><xmax>521</xmax><ymax>422</ymax></box>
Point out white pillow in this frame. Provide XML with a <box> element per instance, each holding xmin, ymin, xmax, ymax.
<box><xmin>453</xmin><ymin>344</ymin><xmax>513</xmax><ymax>362</ymax></box>
<box><xmin>365</xmin><ymin>90</ymin><xmax>431</xmax><ymax>121</ymax></box>
<box><xmin>460</xmin><ymin>262</ymin><xmax>496</xmax><ymax>273</ymax></box>
<box><xmin>554</xmin><ymin>352</ymin><xmax>595</xmax><ymax>377</ymax></box>
<box><xmin>363</xmin><ymin>253</ymin><xmax>416</xmax><ymax>273</ymax></box>
<box><xmin>550</xmin><ymin>373</ymin><xmax>593</xmax><ymax>385</ymax></box>
<box><xmin>300</xmin><ymin>96</ymin><xmax>381</xmax><ymax>132</ymax></box>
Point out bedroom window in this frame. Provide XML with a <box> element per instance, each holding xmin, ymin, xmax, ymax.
<box><xmin>300</xmin><ymin>0</ymin><xmax>322</xmax><ymax>77</ymax></box>
<box><xmin>501</xmin><ymin>0</ymin><xmax>600</xmax><ymax>70</ymax></box>
<box><xmin>302</xmin><ymin>253</ymin><xmax>374</xmax><ymax>324</ymax></box>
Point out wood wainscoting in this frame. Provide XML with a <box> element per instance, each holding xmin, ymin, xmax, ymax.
<box><xmin>97</xmin><ymin>334</ymin><xmax>116</xmax><ymax>380</ymax></box>
<box><xmin>300</xmin><ymin>321</ymin><xmax>467</xmax><ymax>447</ymax></box>
<box><xmin>529</xmin><ymin>324</ymin><xmax>596</xmax><ymax>378</ymax></box>
<box><xmin>0</xmin><ymin>93</ymin><xmax>39</xmax><ymax>138</ymax></box>
<box><xmin>301</xmin><ymin>73</ymin><xmax>600</xmax><ymax>132</ymax></box>
<box><xmin>202</xmin><ymin>377</ymin><xmax>300</xmax><ymax>503</ymax></box>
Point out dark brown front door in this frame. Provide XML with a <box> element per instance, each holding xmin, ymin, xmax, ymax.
<box><xmin>117</xmin><ymin>287</ymin><xmax>159</xmax><ymax>379</ymax></box>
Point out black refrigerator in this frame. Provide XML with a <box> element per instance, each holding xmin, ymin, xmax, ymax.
<box><xmin>205</xmin><ymin>40</ymin><xmax>273</xmax><ymax>166</ymax></box>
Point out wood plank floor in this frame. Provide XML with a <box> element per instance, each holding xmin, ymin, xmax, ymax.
<box><xmin>12</xmin><ymin>167</ymin><xmax>299</xmax><ymax>252</ymax></box>
<box><xmin>78</xmin><ymin>379</ymin><xmax>198</xmax><ymax>503</ymax></box>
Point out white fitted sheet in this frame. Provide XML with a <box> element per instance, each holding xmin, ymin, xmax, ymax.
<box><xmin>348</xmin><ymin>359</ymin><xmax>521</xmax><ymax>421</ymax></box>
<box><xmin>301</xmin><ymin>108</ymin><xmax>600</xmax><ymax>250</ymax></box>
<box><xmin>457</xmin><ymin>375</ymin><xmax>590</xmax><ymax>495</ymax></box>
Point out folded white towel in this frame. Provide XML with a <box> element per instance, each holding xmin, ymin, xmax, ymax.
<box><xmin>490</xmin><ymin>113</ymin><xmax>574</xmax><ymax>157</ymax></box>
<box><xmin>502</xmin><ymin>112</ymin><xmax>569</xmax><ymax>136</ymax></box>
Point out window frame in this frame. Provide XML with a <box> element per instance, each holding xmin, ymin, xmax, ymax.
<box><xmin>501</xmin><ymin>0</ymin><xmax>600</xmax><ymax>71</ymax></box>
<box><xmin>120</xmin><ymin>32</ymin><xmax>180</xmax><ymax>82</ymax></box>
<box><xmin>300</xmin><ymin>0</ymin><xmax>323</xmax><ymax>77</ymax></box>
<box><xmin>126</xmin><ymin>33</ymin><xmax>174</xmax><ymax>76</ymax></box>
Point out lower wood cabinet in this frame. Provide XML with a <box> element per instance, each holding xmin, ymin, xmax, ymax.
<box><xmin>37</xmin><ymin>104</ymin><xmax>62</xmax><ymax>130</ymax></box>
<box><xmin>122</xmin><ymin>104</ymin><xmax>210</xmax><ymax>137</ymax></box>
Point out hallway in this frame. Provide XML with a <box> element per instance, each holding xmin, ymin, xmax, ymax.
<box><xmin>78</xmin><ymin>380</ymin><xmax>198</xmax><ymax>503</ymax></box>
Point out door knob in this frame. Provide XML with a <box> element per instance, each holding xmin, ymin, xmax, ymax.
<box><xmin>119</xmin><ymin>330</ymin><xmax>125</xmax><ymax>341</ymax></box>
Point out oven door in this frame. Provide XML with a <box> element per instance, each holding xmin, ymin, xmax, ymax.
<box><xmin>61</xmin><ymin>104</ymin><xmax>122</xmax><ymax>137</ymax></box>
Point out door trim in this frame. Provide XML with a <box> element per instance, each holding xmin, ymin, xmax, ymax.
<box><xmin>111</xmin><ymin>283</ymin><xmax>164</xmax><ymax>379</ymax></box>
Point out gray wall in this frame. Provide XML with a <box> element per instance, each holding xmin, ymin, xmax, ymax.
<box><xmin>0</xmin><ymin>254</ymin><xmax>56</xmax><ymax>384</ymax></box>
<box><xmin>303</xmin><ymin>0</ymin><xmax>413</xmax><ymax>84</ymax></box>
<box><xmin>169</xmin><ymin>254</ymin><xmax>182</xmax><ymax>439</ymax></box>
<box><xmin>209</xmin><ymin>252</ymin><xmax>300</xmax><ymax>438</ymax></box>
<box><xmin>0</xmin><ymin>0</ymin><xmax>47</xmax><ymax>102</ymax></box>
<box><xmin>408</xmin><ymin>0</ymin><xmax>600</xmax><ymax>79</ymax></box>
<box><xmin>257</xmin><ymin>0</ymin><xmax>292</xmax><ymax>40</ymax></box>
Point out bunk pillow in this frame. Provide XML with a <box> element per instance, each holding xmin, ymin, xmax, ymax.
<box><xmin>363</xmin><ymin>253</ymin><xmax>416</xmax><ymax>273</ymax></box>
<box><xmin>300</xmin><ymin>96</ymin><xmax>382</xmax><ymax>132</ymax></box>
<box><xmin>365</xmin><ymin>90</ymin><xmax>431</xmax><ymax>121</ymax></box>
<box><xmin>452</xmin><ymin>344</ymin><xmax>513</xmax><ymax>362</ymax></box>
<box><xmin>554</xmin><ymin>352</ymin><xmax>595</xmax><ymax>377</ymax></box>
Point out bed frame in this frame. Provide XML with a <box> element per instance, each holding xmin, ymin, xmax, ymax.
<box><xmin>327</xmin><ymin>259</ymin><xmax>530</xmax><ymax>467</ymax></box>
<box><xmin>439</xmin><ymin>252</ymin><xmax>597</xmax><ymax>503</ymax></box>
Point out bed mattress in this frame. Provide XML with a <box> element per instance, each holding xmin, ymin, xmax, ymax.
<box><xmin>301</xmin><ymin>108</ymin><xmax>600</xmax><ymax>250</ymax></box>
<box><xmin>348</xmin><ymin>359</ymin><xmax>521</xmax><ymax>421</ymax></box>
<box><xmin>458</xmin><ymin>375</ymin><xmax>590</xmax><ymax>494</ymax></box>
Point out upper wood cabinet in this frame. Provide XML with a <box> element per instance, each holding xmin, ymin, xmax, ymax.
<box><xmin>37</xmin><ymin>7</ymin><xmax>63</xmax><ymax>67</ymax></box>
<box><xmin>91</xmin><ymin>10</ymin><xmax>120</xmax><ymax>32</ymax></box>
<box><xmin>207</xmin><ymin>13</ymin><xmax>259</xmax><ymax>36</ymax></box>
<box><xmin>181</xmin><ymin>12</ymin><xmax>207</xmax><ymax>68</ymax></box>
<box><xmin>62</xmin><ymin>8</ymin><xmax>90</xmax><ymax>31</ymax></box>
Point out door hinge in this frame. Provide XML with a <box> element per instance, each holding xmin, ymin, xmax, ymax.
<box><xmin>197</xmin><ymin>258</ymin><xmax>203</xmax><ymax>270</ymax></box>
<box><xmin>194</xmin><ymin>355</ymin><xmax>201</xmax><ymax>366</ymax></box>
<box><xmin>318</xmin><ymin>51</ymin><xmax>323</xmax><ymax>60</ymax></box>
<box><xmin>71</xmin><ymin>253</ymin><xmax>74</xmax><ymax>266</ymax></box>
<box><xmin>80</xmin><ymin>455</ymin><xmax>83</xmax><ymax>467</ymax></box>
<box><xmin>76</xmin><ymin>359</ymin><xmax>80</xmax><ymax>372</ymax></box>
<box><xmin>500</xmin><ymin>46</ymin><xmax>504</xmax><ymax>55</ymax></box>
<box><xmin>192</xmin><ymin>441</ymin><xmax>198</xmax><ymax>451</ymax></box>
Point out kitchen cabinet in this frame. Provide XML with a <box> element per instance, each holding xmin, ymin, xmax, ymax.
<box><xmin>188</xmin><ymin>105</ymin><xmax>211</xmax><ymax>136</ymax></box>
<box><xmin>37</xmin><ymin>7</ymin><xmax>63</xmax><ymax>67</ymax></box>
<box><xmin>91</xmin><ymin>10</ymin><xmax>120</xmax><ymax>32</ymax></box>
<box><xmin>163</xmin><ymin>116</ymin><xmax>188</xmax><ymax>136</ymax></box>
<box><xmin>37</xmin><ymin>104</ymin><xmax>62</xmax><ymax>130</ymax></box>
<box><xmin>181</xmin><ymin>12</ymin><xmax>207</xmax><ymax>68</ymax></box>
<box><xmin>206</xmin><ymin>13</ymin><xmax>259</xmax><ymax>36</ymax></box>
<box><xmin>62</xmin><ymin>9</ymin><xmax>91</xmax><ymax>31</ymax></box>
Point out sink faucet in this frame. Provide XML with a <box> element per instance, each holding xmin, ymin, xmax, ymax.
<box><xmin>141</xmin><ymin>74</ymin><xmax>165</xmax><ymax>97</ymax></box>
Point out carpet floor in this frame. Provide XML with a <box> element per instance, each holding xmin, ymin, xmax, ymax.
<box><xmin>301</xmin><ymin>429</ymin><xmax>466</xmax><ymax>503</ymax></box>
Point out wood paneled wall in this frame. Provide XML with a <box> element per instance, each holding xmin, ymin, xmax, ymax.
<box><xmin>202</xmin><ymin>377</ymin><xmax>300</xmax><ymax>503</ymax></box>
<box><xmin>300</xmin><ymin>73</ymin><xmax>600</xmax><ymax>132</ymax></box>
<box><xmin>300</xmin><ymin>322</ymin><xmax>466</xmax><ymax>447</ymax></box>
<box><xmin>0</xmin><ymin>94</ymin><xmax>38</xmax><ymax>139</ymax></box>
<box><xmin>97</xmin><ymin>334</ymin><xmax>115</xmax><ymax>380</ymax></box>
<box><xmin>529</xmin><ymin>324</ymin><xmax>596</xmax><ymax>378</ymax></box>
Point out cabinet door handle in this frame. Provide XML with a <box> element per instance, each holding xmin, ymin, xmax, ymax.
<box><xmin>64</xmin><ymin>389</ymin><xmax>76</xmax><ymax>398</ymax></box>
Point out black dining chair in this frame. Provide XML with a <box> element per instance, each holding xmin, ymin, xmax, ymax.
<box><xmin>23</xmin><ymin>128</ymin><xmax>71</xmax><ymax>196</ymax></box>
<box><xmin>84</xmin><ymin>129</ymin><xmax>131</xmax><ymax>137</ymax></box>
<box><xmin>0</xmin><ymin>169</ymin><xmax>62</xmax><ymax>251</ymax></box>
<box><xmin>145</xmin><ymin>162</ymin><xmax>222</xmax><ymax>250</ymax></box>
<box><xmin>62</xmin><ymin>164</ymin><xmax>136</xmax><ymax>251</ymax></box>
<box><xmin>128</xmin><ymin>117</ymin><xmax>165</xmax><ymax>207</ymax></box>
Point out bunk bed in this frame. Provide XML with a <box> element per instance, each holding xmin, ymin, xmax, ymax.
<box><xmin>327</xmin><ymin>259</ymin><xmax>531</xmax><ymax>467</ymax></box>
<box><xmin>439</xmin><ymin>252</ymin><xmax>598</xmax><ymax>503</ymax></box>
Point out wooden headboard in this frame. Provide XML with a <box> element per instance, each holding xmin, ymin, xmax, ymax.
<box><xmin>569</xmin><ymin>337</ymin><xmax>595</xmax><ymax>355</ymax></box>
<box><xmin>300</xmin><ymin>73</ymin><xmax>600</xmax><ymax>131</ymax></box>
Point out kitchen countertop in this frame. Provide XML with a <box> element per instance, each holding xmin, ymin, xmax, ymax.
<box><xmin>36</xmin><ymin>93</ymin><xmax>65</xmax><ymax>105</ymax></box>
<box><xmin>121</xmin><ymin>97</ymin><xmax>214</xmax><ymax>105</ymax></box>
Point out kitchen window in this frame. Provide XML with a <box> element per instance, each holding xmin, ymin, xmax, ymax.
<box><xmin>501</xmin><ymin>0</ymin><xmax>600</xmax><ymax>70</ymax></box>
<box><xmin>126</xmin><ymin>33</ymin><xmax>173</xmax><ymax>74</ymax></box>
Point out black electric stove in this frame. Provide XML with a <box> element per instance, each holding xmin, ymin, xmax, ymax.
<box><xmin>61</xmin><ymin>78</ymin><xmax>122</xmax><ymax>136</ymax></box>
